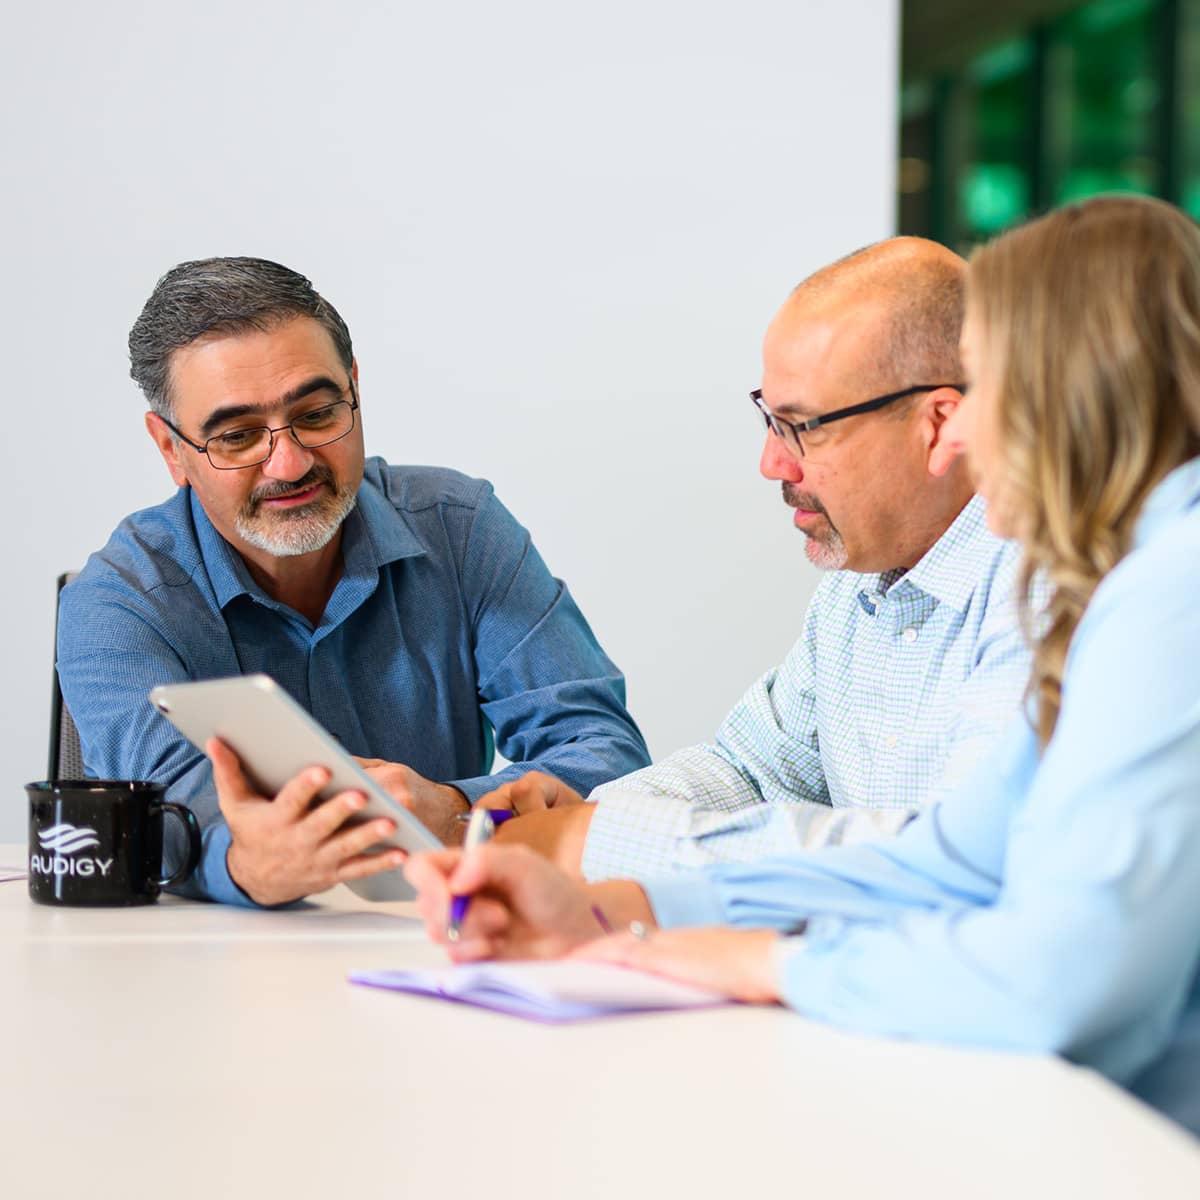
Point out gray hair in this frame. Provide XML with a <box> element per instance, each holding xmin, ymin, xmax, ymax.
<box><xmin>129</xmin><ymin>257</ymin><xmax>354</xmax><ymax>418</ymax></box>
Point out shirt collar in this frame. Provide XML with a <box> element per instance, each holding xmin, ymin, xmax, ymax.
<box><xmin>864</xmin><ymin>494</ymin><xmax>1004</xmax><ymax>615</ymax></box>
<box><xmin>1133</xmin><ymin>457</ymin><xmax>1200</xmax><ymax>548</ymax></box>
<box><xmin>348</xmin><ymin>467</ymin><xmax>427</xmax><ymax>573</ymax></box>
<box><xmin>190</xmin><ymin>465</ymin><xmax>427</xmax><ymax>611</ymax></box>
<box><xmin>190</xmin><ymin>489</ymin><xmax>259</xmax><ymax>609</ymax></box>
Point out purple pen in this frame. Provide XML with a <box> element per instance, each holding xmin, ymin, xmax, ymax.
<box><xmin>446</xmin><ymin>808</ymin><xmax>515</xmax><ymax>942</ymax></box>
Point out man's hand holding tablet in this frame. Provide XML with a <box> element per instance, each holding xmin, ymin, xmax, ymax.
<box><xmin>149</xmin><ymin>675</ymin><xmax>449</xmax><ymax>906</ymax></box>
<box><xmin>211</xmin><ymin>738</ymin><xmax>407</xmax><ymax>906</ymax></box>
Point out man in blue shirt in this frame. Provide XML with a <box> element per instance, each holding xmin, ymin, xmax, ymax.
<box><xmin>57</xmin><ymin>257</ymin><xmax>649</xmax><ymax>907</ymax></box>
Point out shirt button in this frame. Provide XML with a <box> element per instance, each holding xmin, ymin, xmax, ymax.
<box><xmin>885</xmin><ymin>734</ymin><xmax>899</xmax><ymax>749</ymax></box>
<box><xmin>901</xmin><ymin>627</ymin><xmax>918</xmax><ymax>643</ymax></box>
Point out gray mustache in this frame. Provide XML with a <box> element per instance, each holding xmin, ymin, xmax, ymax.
<box><xmin>781</xmin><ymin>484</ymin><xmax>827</xmax><ymax>515</ymax></box>
<box><xmin>250</xmin><ymin>466</ymin><xmax>335</xmax><ymax>506</ymax></box>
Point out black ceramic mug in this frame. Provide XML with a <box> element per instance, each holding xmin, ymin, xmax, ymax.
<box><xmin>26</xmin><ymin>780</ymin><xmax>201</xmax><ymax>906</ymax></box>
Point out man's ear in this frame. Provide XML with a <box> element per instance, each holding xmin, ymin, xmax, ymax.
<box><xmin>925</xmin><ymin>386</ymin><xmax>963</xmax><ymax>479</ymax></box>
<box><xmin>144</xmin><ymin>411</ymin><xmax>190</xmax><ymax>489</ymax></box>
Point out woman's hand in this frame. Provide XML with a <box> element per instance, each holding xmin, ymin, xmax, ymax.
<box><xmin>405</xmin><ymin>843</ymin><xmax>604</xmax><ymax>962</ymax></box>
<box><xmin>577</xmin><ymin>926</ymin><xmax>783</xmax><ymax>1004</ymax></box>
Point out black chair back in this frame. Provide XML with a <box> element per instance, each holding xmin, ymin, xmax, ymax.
<box><xmin>48</xmin><ymin>572</ymin><xmax>84</xmax><ymax>780</ymax></box>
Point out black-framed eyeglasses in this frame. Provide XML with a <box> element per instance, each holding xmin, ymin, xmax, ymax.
<box><xmin>750</xmin><ymin>383</ymin><xmax>964</xmax><ymax>457</ymax></box>
<box><xmin>158</xmin><ymin>383</ymin><xmax>360</xmax><ymax>470</ymax></box>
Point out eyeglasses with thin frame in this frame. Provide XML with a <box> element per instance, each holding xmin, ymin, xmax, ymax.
<box><xmin>157</xmin><ymin>383</ymin><xmax>360</xmax><ymax>470</ymax></box>
<box><xmin>750</xmin><ymin>383</ymin><xmax>964</xmax><ymax>457</ymax></box>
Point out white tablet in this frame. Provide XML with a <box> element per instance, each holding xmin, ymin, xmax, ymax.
<box><xmin>148</xmin><ymin>674</ymin><xmax>443</xmax><ymax>902</ymax></box>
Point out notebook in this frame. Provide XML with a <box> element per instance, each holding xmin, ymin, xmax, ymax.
<box><xmin>348</xmin><ymin>961</ymin><xmax>729</xmax><ymax>1023</ymax></box>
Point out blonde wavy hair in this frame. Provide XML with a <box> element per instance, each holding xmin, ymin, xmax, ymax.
<box><xmin>968</xmin><ymin>195</ymin><xmax>1200</xmax><ymax>745</ymax></box>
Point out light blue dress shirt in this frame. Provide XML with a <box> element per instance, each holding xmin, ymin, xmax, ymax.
<box><xmin>644</xmin><ymin>460</ymin><xmax>1200</xmax><ymax>1136</ymax></box>
<box><xmin>57</xmin><ymin>458</ymin><xmax>649</xmax><ymax>906</ymax></box>
<box><xmin>584</xmin><ymin>496</ymin><xmax>1030</xmax><ymax>879</ymax></box>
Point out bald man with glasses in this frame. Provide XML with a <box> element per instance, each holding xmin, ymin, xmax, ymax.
<box><xmin>482</xmin><ymin>238</ymin><xmax>1031</xmax><ymax>882</ymax></box>
<box><xmin>56</xmin><ymin>257</ymin><xmax>650</xmax><ymax>908</ymax></box>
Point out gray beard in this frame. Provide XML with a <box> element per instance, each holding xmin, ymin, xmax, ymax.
<box><xmin>804</xmin><ymin>528</ymin><xmax>849</xmax><ymax>571</ymax></box>
<box><xmin>234</xmin><ymin>471</ymin><xmax>358</xmax><ymax>558</ymax></box>
<box><xmin>782</xmin><ymin>483</ymin><xmax>848</xmax><ymax>571</ymax></box>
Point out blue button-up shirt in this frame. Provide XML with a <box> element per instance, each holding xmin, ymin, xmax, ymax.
<box><xmin>646</xmin><ymin>460</ymin><xmax>1200</xmax><ymax>1137</ymax></box>
<box><xmin>57</xmin><ymin>457</ymin><xmax>649</xmax><ymax>905</ymax></box>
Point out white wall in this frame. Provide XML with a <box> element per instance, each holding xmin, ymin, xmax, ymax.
<box><xmin>0</xmin><ymin>0</ymin><xmax>897</xmax><ymax>841</ymax></box>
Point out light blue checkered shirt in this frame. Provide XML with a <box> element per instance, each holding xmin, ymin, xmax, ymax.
<box><xmin>582</xmin><ymin>495</ymin><xmax>1030</xmax><ymax>881</ymax></box>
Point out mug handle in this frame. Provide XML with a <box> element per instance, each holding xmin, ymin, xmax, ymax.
<box><xmin>157</xmin><ymin>803</ymin><xmax>202</xmax><ymax>889</ymax></box>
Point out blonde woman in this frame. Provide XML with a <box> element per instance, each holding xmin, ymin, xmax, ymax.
<box><xmin>407</xmin><ymin>194</ymin><xmax>1200</xmax><ymax>1136</ymax></box>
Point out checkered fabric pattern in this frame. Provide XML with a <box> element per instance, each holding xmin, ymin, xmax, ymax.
<box><xmin>582</xmin><ymin>496</ymin><xmax>1032</xmax><ymax>881</ymax></box>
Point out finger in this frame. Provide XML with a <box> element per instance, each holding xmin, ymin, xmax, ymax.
<box><xmin>359</xmin><ymin>762</ymin><xmax>416</xmax><ymax>807</ymax></box>
<box><xmin>415</xmin><ymin>886</ymin><xmax>445</xmax><ymax>929</ymax></box>
<box><xmin>475</xmin><ymin>780</ymin><xmax>525</xmax><ymax>814</ymax></box>
<box><xmin>301</xmin><ymin>788</ymin><xmax>369</xmax><ymax>841</ymax></box>
<box><xmin>446</xmin><ymin>934</ymin><xmax>498</xmax><ymax>963</ymax></box>
<box><xmin>478</xmin><ymin>772</ymin><xmax>559</xmax><ymax>813</ymax></box>
<box><xmin>405</xmin><ymin>848</ymin><xmax>463</xmax><ymax>896</ymax></box>
<box><xmin>274</xmin><ymin>764</ymin><xmax>334</xmax><ymax>820</ymax></box>
<box><xmin>447</xmin><ymin>842</ymin><xmax>542</xmax><ymax>896</ymax></box>
<box><xmin>519</xmin><ymin>770</ymin><xmax>584</xmax><ymax>808</ymax></box>
<box><xmin>454</xmin><ymin>895</ymin><xmax>513</xmax><ymax>940</ymax></box>
<box><xmin>323</xmin><ymin>815</ymin><xmax>398</xmax><ymax>864</ymax></box>
<box><xmin>335</xmin><ymin>848</ymin><xmax>406</xmax><ymax>882</ymax></box>
<box><xmin>406</xmin><ymin>852</ymin><xmax>460</xmax><ymax>929</ymax></box>
<box><xmin>208</xmin><ymin>738</ymin><xmax>261</xmax><ymax>806</ymax></box>
<box><xmin>573</xmin><ymin>932</ymin><xmax>640</xmax><ymax>966</ymax></box>
<box><xmin>573</xmin><ymin>929</ymin><xmax>743</xmax><ymax>998</ymax></box>
<box><xmin>535</xmin><ymin>772</ymin><xmax>586</xmax><ymax>808</ymax></box>
<box><xmin>573</xmin><ymin>934</ymin><xmax>679</xmax><ymax>988</ymax></box>
<box><xmin>352</xmin><ymin>756</ymin><xmax>385</xmax><ymax>768</ymax></box>
<box><xmin>419</xmin><ymin>887</ymin><xmax>511</xmax><ymax>949</ymax></box>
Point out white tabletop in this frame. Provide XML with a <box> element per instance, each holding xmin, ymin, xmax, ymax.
<box><xmin>1</xmin><ymin>844</ymin><xmax>1198</xmax><ymax>1199</ymax></box>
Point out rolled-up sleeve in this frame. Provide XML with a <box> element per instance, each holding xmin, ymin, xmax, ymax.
<box><xmin>451</xmin><ymin>487</ymin><xmax>650</xmax><ymax>801</ymax></box>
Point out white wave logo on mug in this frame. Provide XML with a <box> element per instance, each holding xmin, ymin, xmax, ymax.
<box><xmin>30</xmin><ymin>822</ymin><xmax>113</xmax><ymax>879</ymax></box>
<box><xmin>37</xmin><ymin>824</ymin><xmax>101</xmax><ymax>855</ymax></box>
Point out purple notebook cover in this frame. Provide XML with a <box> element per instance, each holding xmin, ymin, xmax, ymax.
<box><xmin>348</xmin><ymin>962</ymin><xmax>729</xmax><ymax>1024</ymax></box>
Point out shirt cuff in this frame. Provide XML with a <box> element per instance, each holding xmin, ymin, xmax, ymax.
<box><xmin>184</xmin><ymin>821</ymin><xmax>260</xmax><ymax>908</ymax></box>
<box><xmin>447</xmin><ymin>774</ymin><xmax>512</xmax><ymax>806</ymax></box>
<box><xmin>640</xmin><ymin>869</ymin><xmax>728</xmax><ymax>928</ymax></box>
<box><xmin>580</xmin><ymin>789</ymin><xmax>693</xmax><ymax>882</ymax></box>
<box><xmin>772</xmin><ymin>932</ymin><xmax>809</xmax><ymax>1001</ymax></box>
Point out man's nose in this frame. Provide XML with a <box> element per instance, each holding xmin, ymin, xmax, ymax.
<box><xmin>759</xmin><ymin>431</ymin><xmax>804</xmax><ymax>482</ymax></box>
<box><xmin>261</xmin><ymin>428</ymin><xmax>315</xmax><ymax>480</ymax></box>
